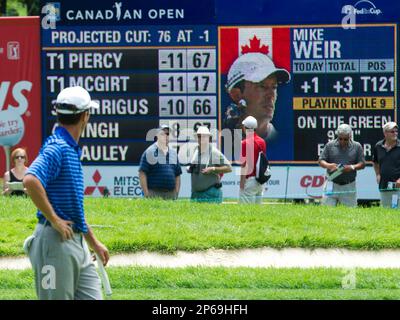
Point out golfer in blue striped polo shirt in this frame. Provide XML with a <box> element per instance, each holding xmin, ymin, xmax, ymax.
<box><xmin>23</xmin><ymin>86</ymin><xmax>109</xmax><ymax>300</ymax></box>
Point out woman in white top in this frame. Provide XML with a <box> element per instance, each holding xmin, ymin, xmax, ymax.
<box><xmin>2</xmin><ymin>148</ymin><xmax>28</xmax><ymax>196</ymax></box>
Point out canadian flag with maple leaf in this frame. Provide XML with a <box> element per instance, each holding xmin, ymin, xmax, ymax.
<box><xmin>220</xmin><ymin>27</ymin><xmax>291</xmax><ymax>74</ymax></box>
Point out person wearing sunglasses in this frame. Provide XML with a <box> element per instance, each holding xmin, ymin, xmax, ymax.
<box><xmin>373</xmin><ymin>122</ymin><xmax>400</xmax><ymax>208</ymax></box>
<box><xmin>2</xmin><ymin>148</ymin><xmax>28</xmax><ymax>196</ymax></box>
<box><xmin>139</xmin><ymin>125</ymin><xmax>182</xmax><ymax>200</ymax></box>
<box><xmin>318</xmin><ymin>124</ymin><xmax>366</xmax><ymax>207</ymax></box>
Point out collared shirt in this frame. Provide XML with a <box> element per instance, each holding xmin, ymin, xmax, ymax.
<box><xmin>241</xmin><ymin>133</ymin><xmax>267</xmax><ymax>178</ymax></box>
<box><xmin>190</xmin><ymin>145</ymin><xmax>232</xmax><ymax>192</ymax></box>
<box><xmin>26</xmin><ymin>126</ymin><xmax>88</xmax><ymax>233</ymax></box>
<box><xmin>319</xmin><ymin>139</ymin><xmax>365</xmax><ymax>184</ymax></box>
<box><xmin>139</xmin><ymin>143</ymin><xmax>182</xmax><ymax>190</ymax></box>
<box><xmin>373</xmin><ymin>139</ymin><xmax>400</xmax><ymax>190</ymax></box>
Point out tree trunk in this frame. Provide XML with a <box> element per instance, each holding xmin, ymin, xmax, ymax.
<box><xmin>0</xmin><ymin>0</ymin><xmax>7</xmax><ymax>15</ymax></box>
<box><xmin>27</xmin><ymin>0</ymin><xmax>40</xmax><ymax>15</ymax></box>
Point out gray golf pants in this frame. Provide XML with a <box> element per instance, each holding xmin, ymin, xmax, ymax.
<box><xmin>27</xmin><ymin>223</ymin><xmax>102</xmax><ymax>300</ymax></box>
<box><xmin>321</xmin><ymin>181</ymin><xmax>357</xmax><ymax>207</ymax></box>
<box><xmin>239</xmin><ymin>177</ymin><xmax>264</xmax><ymax>204</ymax></box>
<box><xmin>380</xmin><ymin>190</ymin><xmax>400</xmax><ymax>208</ymax></box>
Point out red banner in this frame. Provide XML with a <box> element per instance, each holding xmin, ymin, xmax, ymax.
<box><xmin>219</xmin><ymin>26</ymin><xmax>291</xmax><ymax>74</ymax></box>
<box><xmin>0</xmin><ymin>17</ymin><xmax>41</xmax><ymax>175</ymax></box>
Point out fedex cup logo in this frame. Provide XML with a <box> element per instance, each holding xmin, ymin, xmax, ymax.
<box><xmin>0</xmin><ymin>81</ymin><xmax>31</xmax><ymax>146</ymax></box>
<box><xmin>342</xmin><ymin>0</ymin><xmax>383</xmax><ymax>29</ymax></box>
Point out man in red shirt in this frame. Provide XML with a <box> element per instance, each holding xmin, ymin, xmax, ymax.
<box><xmin>239</xmin><ymin>116</ymin><xmax>266</xmax><ymax>204</ymax></box>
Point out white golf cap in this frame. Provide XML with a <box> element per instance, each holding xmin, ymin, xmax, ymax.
<box><xmin>55</xmin><ymin>86</ymin><xmax>99</xmax><ymax>114</ymax></box>
<box><xmin>226</xmin><ymin>53</ymin><xmax>290</xmax><ymax>92</ymax></box>
<box><xmin>383</xmin><ymin>121</ymin><xmax>398</xmax><ymax>131</ymax></box>
<box><xmin>157</xmin><ymin>124</ymin><xmax>170</xmax><ymax>133</ymax></box>
<box><xmin>242</xmin><ymin>116</ymin><xmax>258</xmax><ymax>129</ymax></box>
<box><xmin>196</xmin><ymin>126</ymin><xmax>211</xmax><ymax>136</ymax></box>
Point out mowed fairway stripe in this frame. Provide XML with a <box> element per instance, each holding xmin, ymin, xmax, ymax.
<box><xmin>2</xmin><ymin>267</ymin><xmax>400</xmax><ymax>300</ymax></box>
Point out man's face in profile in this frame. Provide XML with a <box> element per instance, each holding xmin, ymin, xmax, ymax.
<box><xmin>242</xmin><ymin>74</ymin><xmax>278</xmax><ymax>122</ymax></box>
<box><xmin>384</xmin><ymin>127</ymin><xmax>398</xmax><ymax>143</ymax></box>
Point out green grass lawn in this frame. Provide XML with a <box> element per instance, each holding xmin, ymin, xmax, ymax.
<box><xmin>0</xmin><ymin>197</ymin><xmax>400</xmax><ymax>256</ymax></box>
<box><xmin>2</xmin><ymin>198</ymin><xmax>400</xmax><ymax>300</ymax></box>
<box><xmin>1</xmin><ymin>267</ymin><xmax>400</xmax><ymax>300</ymax></box>
<box><xmin>1</xmin><ymin>197</ymin><xmax>400</xmax><ymax>256</ymax></box>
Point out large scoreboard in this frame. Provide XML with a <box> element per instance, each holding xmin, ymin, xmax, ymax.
<box><xmin>40</xmin><ymin>0</ymin><xmax>400</xmax><ymax>198</ymax></box>
<box><xmin>43</xmin><ymin>25</ymin><xmax>218</xmax><ymax>165</ymax></box>
<box><xmin>291</xmin><ymin>26</ymin><xmax>395</xmax><ymax>162</ymax></box>
<box><xmin>218</xmin><ymin>24</ymin><xmax>396</xmax><ymax>162</ymax></box>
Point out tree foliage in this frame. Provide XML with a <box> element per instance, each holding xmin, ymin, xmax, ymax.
<box><xmin>1</xmin><ymin>0</ymin><xmax>40</xmax><ymax>16</ymax></box>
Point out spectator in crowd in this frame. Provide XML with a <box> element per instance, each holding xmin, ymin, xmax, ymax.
<box><xmin>373</xmin><ymin>122</ymin><xmax>400</xmax><ymax>208</ymax></box>
<box><xmin>239</xmin><ymin>116</ymin><xmax>266</xmax><ymax>204</ymax></box>
<box><xmin>318</xmin><ymin>124</ymin><xmax>366</xmax><ymax>207</ymax></box>
<box><xmin>188</xmin><ymin>126</ymin><xmax>232</xmax><ymax>203</ymax></box>
<box><xmin>139</xmin><ymin>125</ymin><xmax>182</xmax><ymax>200</ymax></box>
<box><xmin>2</xmin><ymin>148</ymin><xmax>28</xmax><ymax>196</ymax></box>
<box><xmin>23</xmin><ymin>86</ymin><xmax>109</xmax><ymax>300</ymax></box>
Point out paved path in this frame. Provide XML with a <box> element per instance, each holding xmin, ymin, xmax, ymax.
<box><xmin>2</xmin><ymin>248</ymin><xmax>400</xmax><ymax>270</ymax></box>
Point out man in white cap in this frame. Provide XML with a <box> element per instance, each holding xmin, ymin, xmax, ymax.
<box><xmin>224</xmin><ymin>52</ymin><xmax>290</xmax><ymax>143</ymax></box>
<box><xmin>188</xmin><ymin>126</ymin><xmax>232</xmax><ymax>203</ymax></box>
<box><xmin>319</xmin><ymin>123</ymin><xmax>365</xmax><ymax>207</ymax></box>
<box><xmin>239</xmin><ymin>116</ymin><xmax>266</xmax><ymax>204</ymax></box>
<box><xmin>23</xmin><ymin>86</ymin><xmax>109</xmax><ymax>299</ymax></box>
<box><xmin>373</xmin><ymin>122</ymin><xmax>400</xmax><ymax>208</ymax></box>
<box><xmin>139</xmin><ymin>124</ymin><xmax>182</xmax><ymax>200</ymax></box>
